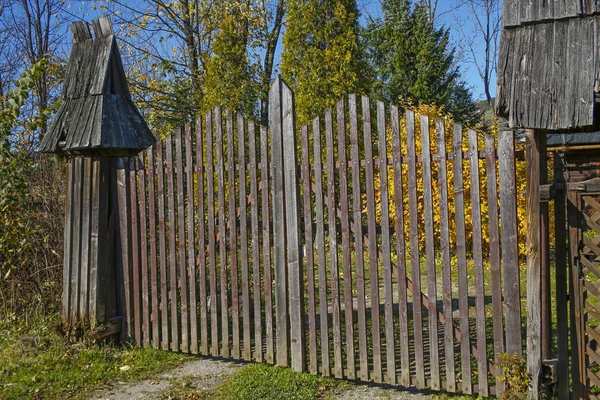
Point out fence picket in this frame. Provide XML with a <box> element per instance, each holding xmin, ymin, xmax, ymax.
<box><xmin>147</xmin><ymin>147</ymin><xmax>160</xmax><ymax>348</ymax></box>
<box><xmin>227</xmin><ymin>110</ymin><xmax>240</xmax><ymax>360</ymax></box>
<box><xmin>175</xmin><ymin>128</ymin><xmax>189</xmax><ymax>353</ymax></box>
<box><xmin>156</xmin><ymin>142</ymin><xmax>169</xmax><ymax>350</ymax></box>
<box><xmin>195</xmin><ymin>116</ymin><xmax>208</xmax><ymax>355</ymax></box>
<box><xmin>138</xmin><ymin>153</ymin><xmax>150</xmax><ymax>346</ymax></box>
<box><xmin>166</xmin><ymin>135</ymin><xmax>179</xmax><ymax>352</ymax></box>
<box><xmin>185</xmin><ymin>124</ymin><xmax>198</xmax><ymax>354</ymax></box>
<box><xmin>206</xmin><ymin>111</ymin><xmax>219</xmax><ymax>357</ymax></box>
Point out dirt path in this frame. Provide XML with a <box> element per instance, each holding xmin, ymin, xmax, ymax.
<box><xmin>92</xmin><ymin>357</ymin><xmax>432</xmax><ymax>400</ymax></box>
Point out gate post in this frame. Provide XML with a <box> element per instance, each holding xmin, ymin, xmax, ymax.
<box><xmin>269</xmin><ymin>77</ymin><xmax>305</xmax><ymax>371</ymax></box>
<box><xmin>38</xmin><ymin>16</ymin><xmax>155</xmax><ymax>339</ymax></box>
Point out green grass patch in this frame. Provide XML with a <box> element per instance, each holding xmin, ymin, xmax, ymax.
<box><xmin>0</xmin><ymin>314</ymin><xmax>190</xmax><ymax>400</ymax></box>
<box><xmin>215</xmin><ymin>363</ymin><xmax>347</xmax><ymax>400</ymax></box>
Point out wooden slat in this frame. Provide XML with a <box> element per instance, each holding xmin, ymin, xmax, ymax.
<box><xmin>216</xmin><ymin>107</ymin><xmax>230</xmax><ymax>358</ymax></box>
<box><xmin>166</xmin><ymin>134</ymin><xmax>179</xmax><ymax>352</ymax></box>
<box><xmin>498</xmin><ymin>131</ymin><xmax>522</xmax><ymax>356</ymax></box>
<box><xmin>452</xmin><ymin>124</ymin><xmax>472</xmax><ymax>394</ymax></box>
<box><xmin>301</xmin><ymin>124</ymin><xmax>318</xmax><ymax>374</ymax></box>
<box><xmin>80</xmin><ymin>158</ymin><xmax>91</xmax><ymax>328</ymax></box>
<box><xmin>227</xmin><ymin>110</ymin><xmax>240</xmax><ymax>359</ymax></box>
<box><xmin>238</xmin><ymin>113</ymin><xmax>252</xmax><ymax>361</ymax></box>
<box><xmin>147</xmin><ymin>147</ymin><xmax>160</xmax><ymax>348</ymax></box>
<box><xmin>248</xmin><ymin>121</ymin><xmax>262</xmax><ymax>362</ymax></box>
<box><xmin>156</xmin><ymin>142</ymin><xmax>169</xmax><ymax>350</ymax></box>
<box><xmin>421</xmin><ymin>115</ymin><xmax>440</xmax><ymax>390</ymax></box>
<box><xmin>261</xmin><ymin>125</ymin><xmax>274</xmax><ymax>364</ymax></box>
<box><xmin>406</xmin><ymin>110</ymin><xmax>425</xmax><ymax>388</ymax></box>
<box><xmin>325</xmin><ymin>109</ymin><xmax>343</xmax><ymax>378</ymax></box>
<box><xmin>195</xmin><ymin>116</ymin><xmax>208</xmax><ymax>355</ymax></box>
<box><xmin>468</xmin><ymin>129</ymin><xmax>488</xmax><ymax>396</ymax></box>
<box><xmin>71</xmin><ymin>157</ymin><xmax>83</xmax><ymax>325</ymax></box>
<box><xmin>337</xmin><ymin>99</ymin><xmax>355</xmax><ymax>380</ymax></box>
<box><xmin>281</xmin><ymin>81</ymin><xmax>305</xmax><ymax>373</ymax></box>
<box><xmin>363</xmin><ymin>96</ymin><xmax>382</xmax><ymax>383</ymax></box>
<box><xmin>378</xmin><ymin>101</ymin><xmax>395</xmax><ymax>385</ymax></box>
<box><xmin>206</xmin><ymin>111</ymin><xmax>219</xmax><ymax>357</ymax></box>
<box><xmin>130</xmin><ymin>157</ymin><xmax>142</xmax><ymax>341</ymax></box>
<box><xmin>313</xmin><ymin>116</ymin><xmax>330</xmax><ymax>376</ymax></box>
<box><xmin>270</xmin><ymin>81</ymin><xmax>288</xmax><ymax>367</ymax></box>
<box><xmin>139</xmin><ymin>152</ymin><xmax>150</xmax><ymax>346</ymax></box>
<box><xmin>391</xmin><ymin>105</ymin><xmax>410</xmax><ymax>386</ymax></box>
<box><xmin>185</xmin><ymin>123</ymin><xmax>198</xmax><ymax>354</ymax></box>
<box><xmin>436</xmin><ymin>119</ymin><xmax>455</xmax><ymax>392</ymax></box>
<box><xmin>62</xmin><ymin>159</ymin><xmax>74</xmax><ymax>324</ymax></box>
<box><xmin>553</xmin><ymin>153</ymin><xmax>569</xmax><ymax>400</ymax></box>
<box><xmin>485</xmin><ymin>133</ymin><xmax>504</xmax><ymax>396</ymax></box>
<box><xmin>175</xmin><ymin>128</ymin><xmax>189</xmax><ymax>353</ymax></box>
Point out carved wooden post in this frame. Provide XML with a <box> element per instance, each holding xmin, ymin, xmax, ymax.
<box><xmin>39</xmin><ymin>16</ymin><xmax>155</xmax><ymax>339</ymax></box>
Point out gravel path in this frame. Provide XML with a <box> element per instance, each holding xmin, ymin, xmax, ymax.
<box><xmin>92</xmin><ymin>357</ymin><xmax>432</xmax><ymax>400</ymax></box>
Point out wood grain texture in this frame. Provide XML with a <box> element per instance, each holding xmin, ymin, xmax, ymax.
<box><xmin>206</xmin><ymin>111</ymin><xmax>219</xmax><ymax>357</ymax></box>
<box><xmin>196</xmin><ymin>116</ymin><xmax>208</xmax><ymax>355</ymax></box>
<box><xmin>165</xmin><ymin>135</ymin><xmax>179</xmax><ymax>352</ymax></box>
<box><xmin>156</xmin><ymin>142</ymin><xmax>170</xmax><ymax>350</ymax></box>
<box><xmin>175</xmin><ymin>128</ymin><xmax>189</xmax><ymax>353</ymax></box>
<box><xmin>147</xmin><ymin>148</ymin><xmax>160</xmax><ymax>348</ymax></box>
<box><xmin>185</xmin><ymin>124</ymin><xmax>198</xmax><ymax>354</ymax></box>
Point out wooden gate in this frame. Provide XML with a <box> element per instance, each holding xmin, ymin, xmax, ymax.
<box><xmin>116</xmin><ymin>78</ymin><xmax>524</xmax><ymax>397</ymax></box>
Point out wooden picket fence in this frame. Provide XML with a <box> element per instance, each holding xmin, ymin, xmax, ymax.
<box><xmin>117</xmin><ymin>79</ymin><xmax>523</xmax><ymax>397</ymax></box>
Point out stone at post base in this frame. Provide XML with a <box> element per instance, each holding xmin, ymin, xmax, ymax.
<box><xmin>39</xmin><ymin>15</ymin><xmax>155</xmax><ymax>340</ymax></box>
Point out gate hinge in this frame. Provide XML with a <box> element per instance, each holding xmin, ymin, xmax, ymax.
<box><xmin>540</xmin><ymin>183</ymin><xmax>555</xmax><ymax>201</ymax></box>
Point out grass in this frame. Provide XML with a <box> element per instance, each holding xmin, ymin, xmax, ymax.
<box><xmin>163</xmin><ymin>363</ymin><xmax>348</xmax><ymax>400</ymax></box>
<box><xmin>0</xmin><ymin>313</ymin><xmax>190</xmax><ymax>400</ymax></box>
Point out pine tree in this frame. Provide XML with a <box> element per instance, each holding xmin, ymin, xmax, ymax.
<box><xmin>366</xmin><ymin>0</ymin><xmax>480</xmax><ymax>125</ymax></box>
<box><xmin>280</xmin><ymin>0</ymin><xmax>367</xmax><ymax>126</ymax></box>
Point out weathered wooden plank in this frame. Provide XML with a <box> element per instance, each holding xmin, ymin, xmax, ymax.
<box><xmin>337</xmin><ymin>99</ymin><xmax>355</xmax><ymax>380</ymax></box>
<box><xmin>71</xmin><ymin>157</ymin><xmax>83</xmax><ymax>325</ymax></box>
<box><xmin>378</xmin><ymin>101</ymin><xmax>395</xmax><ymax>385</ymax></box>
<box><xmin>248</xmin><ymin>121</ymin><xmax>262</xmax><ymax>362</ymax></box>
<box><xmin>391</xmin><ymin>106</ymin><xmax>410</xmax><ymax>387</ymax></box>
<box><xmin>206</xmin><ymin>111</ymin><xmax>219</xmax><ymax>357</ymax></box>
<box><xmin>421</xmin><ymin>115</ymin><xmax>440</xmax><ymax>390</ymax></box>
<box><xmin>325</xmin><ymin>109</ymin><xmax>343</xmax><ymax>378</ymax></box>
<box><xmin>166</xmin><ymin>134</ymin><xmax>180</xmax><ymax>352</ymax></box>
<box><xmin>147</xmin><ymin>147</ymin><xmax>160</xmax><ymax>348</ymax></box>
<box><xmin>301</xmin><ymin>124</ymin><xmax>317</xmax><ymax>374</ymax></box>
<box><xmin>281</xmin><ymin>81</ymin><xmax>305</xmax><ymax>373</ymax></box>
<box><xmin>436</xmin><ymin>119</ymin><xmax>455</xmax><ymax>392</ymax></box>
<box><xmin>185</xmin><ymin>123</ymin><xmax>198</xmax><ymax>354</ymax></box>
<box><xmin>80</xmin><ymin>158</ymin><xmax>92</xmax><ymax>327</ymax></box>
<box><xmin>238</xmin><ymin>113</ymin><xmax>252</xmax><ymax>361</ymax></box>
<box><xmin>406</xmin><ymin>110</ymin><xmax>425</xmax><ymax>388</ymax></box>
<box><xmin>88</xmin><ymin>157</ymin><xmax>98</xmax><ymax>326</ymax></box>
<box><xmin>498</xmin><ymin>131</ymin><xmax>522</xmax><ymax>356</ymax></box>
<box><xmin>525</xmin><ymin>129</ymin><xmax>542</xmax><ymax>399</ymax></box>
<box><xmin>363</xmin><ymin>96</ymin><xmax>382</xmax><ymax>384</ymax></box>
<box><xmin>452</xmin><ymin>124</ymin><xmax>472</xmax><ymax>394</ymax></box>
<box><xmin>175</xmin><ymin>128</ymin><xmax>189</xmax><ymax>353</ymax></box>
<box><xmin>226</xmin><ymin>110</ymin><xmax>240</xmax><ymax>360</ymax></box>
<box><xmin>485</xmin><ymin>133</ymin><xmax>503</xmax><ymax>396</ymax></box>
<box><xmin>139</xmin><ymin>152</ymin><xmax>150</xmax><ymax>346</ymax></box>
<box><xmin>553</xmin><ymin>153</ymin><xmax>569</xmax><ymax>400</ymax></box>
<box><xmin>195</xmin><ymin>116</ymin><xmax>208</xmax><ymax>355</ymax></box>
<box><xmin>313</xmin><ymin>117</ymin><xmax>330</xmax><ymax>376</ymax></box>
<box><xmin>468</xmin><ymin>129</ymin><xmax>488</xmax><ymax>397</ymax></box>
<box><xmin>349</xmin><ymin>95</ymin><xmax>367</xmax><ymax>381</ymax></box>
<box><xmin>62</xmin><ymin>159</ymin><xmax>74</xmax><ymax>324</ymax></box>
<box><xmin>115</xmin><ymin>157</ymin><xmax>133</xmax><ymax>339</ymax></box>
<box><xmin>216</xmin><ymin>107</ymin><xmax>230</xmax><ymax>358</ymax></box>
<box><xmin>260</xmin><ymin>125</ymin><xmax>274</xmax><ymax>364</ymax></box>
<box><xmin>156</xmin><ymin>142</ymin><xmax>170</xmax><ymax>350</ymax></box>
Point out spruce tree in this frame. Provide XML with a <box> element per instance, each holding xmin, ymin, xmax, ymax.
<box><xmin>281</xmin><ymin>0</ymin><xmax>366</xmax><ymax>126</ymax></box>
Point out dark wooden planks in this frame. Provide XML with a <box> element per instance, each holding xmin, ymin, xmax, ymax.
<box><xmin>238</xmin><ymin>113</ymin><xmax>252</xmax><ymax>361</ymax></box>
<box><xmin>337</xmin><ymin>99</ymin><xmax>355</xmax><ymax>380</ymax></box>
<box><xmin>156</xmin><ymin>142</ymin><xmax>169</xmax><ymax>350</ymax></box>
<box><xmin>216</xmin><ymin>107</ymin><xmax>230</xmax><ymax>358</ymax></box>
<box><xmin>206</xmin><ymin>111</ymin><xmax>219</xmax><ymax>357</ymax></box>
<box><xmin>325</xmin><ymin>109</ymin><xmax>343</xmax><ymax>378</ymax></box>
<box><xmin>175</xmin><ymin>128</ymin><xmax>189</xmax><ymax>353</ymax></box>
<box><xmin>313</xmin><ymin>117</ymin><xmax>330</xmax><ymax>376</ymax></box>
<box><xmin>468</xmin><ymin>129</ymin><xmax>488</xmax><ymax>397</ymax></box>
<box><xmin>498</xmin><ymin>131</ymin><xmax>522</xmax><ymax>356</ymax></box>
<box><xmin>147</xmin><ymin>147</ymin><xmax>160</xmax><ymax>348</ymax></box>
<box><xmin>436</xmin><ymin>119</ymin><xmax>455</xmax><ymax>392</ymax></box>
<box><xmin>452</xmin><ymin>124</ymin><xmax>472</xmax><ymax>394</ymax></box>
<box><xmin>248</xmin><ymin>121</ymin><xmax>262</xmax><ymax>362</ymax></box>
<box><xmin>226</xmin><ymin>110</ymin><xmax>240</xmax><ymax>359</ymax></box>
<box><xmin>485</xmin><ymin>133</ymin><xmax>504</xmax><ymax>396</ymax></box>
<box><xmin>129</xmin><ymin>159</ymin><xmax>142</xmax><ymax>344</ymax></box>
<box><xmin>261</xmin><ymin>125</ymin><xmax>274</xmax><ymax>364</ymax></box>
<box><xmin>139</xmin><ymin>152</ymin><xmax>150</xmax><ymax>346</ymax></box>
<box><xmin>406</xmin><ymin>110</ymin><xmax>425</xmax><ymax>388</ymax></box>
<box><xmin>62</xmin><ymin>159</ymin><xmax>74</xmax><ymax>324</ymax></box>
<box><xmin>391</xmin><ymin>105</ymin><xmax>410</xmax><ymax>387</ymax></box>
<box><xmin>165</xmin><ymin>134</ymin><xmax>179</xmax><ymax>352</ymax></box>
<box><xmin>378</xmin><ymin>101</ymin><xmax>395</xmax><ymax>385</ymax></box>
<box><xmin>349</xmin><ymin>95</ymin><xmax>368</xmax><ymax>381</ymax></box>
<box><xmin>185</xmin><ymin>123</ymin><xmax>198</xmax><ymax>354</ymax></box>
<box><xmin>301</xmin><ymin>124</ymin><xmax>318</xmax><ymax>374</ymax></box>
<box><xmin>196</xmin><ymin>116</ymin><xmax>209</xmax><ymax>355</ymax></box>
